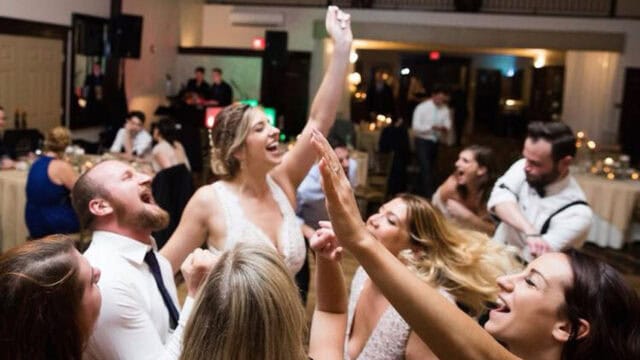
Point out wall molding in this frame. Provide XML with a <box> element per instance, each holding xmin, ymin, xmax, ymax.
<box><xmin>0</xmin><ymin>16</ymin><xmax>69</xmax><ymax>39</ymax></box>
<box><xmin>178</xmin><ymin>46</ymin><xmax>310</xmax><ymax>59</ymax></box>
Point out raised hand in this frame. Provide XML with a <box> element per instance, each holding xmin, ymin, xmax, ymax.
<box><xmin>310</xmin><ymin>129</ymin><xmax>368</xmax><ymax>250</ymax></box>
<box><xmin>526</xmin><ymin>236</ymin><xmax>551</xmax><ymax>259</ymax></box>
<box><xmin>181</xmin><ymin>248</ymin><xmax>219</xmax><ymax>297</ymax></box>
<box><xmin>309</xmin><ymin>221</ymin><xmax>343</xmax><ymax>261</ymax></box>
<box><xmin>325</xmin><ymin>6</ymin><xmax>352</xmax><ymax>48</ymax></box>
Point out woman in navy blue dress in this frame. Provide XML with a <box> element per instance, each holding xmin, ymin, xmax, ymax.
<box><xmin>25</xmin><ymin>127</ymin><xmax>79</xmax><ymax>238</ymax></box>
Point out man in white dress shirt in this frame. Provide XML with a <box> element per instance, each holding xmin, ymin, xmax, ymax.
<box><xmin>411</xmin><ymin>87</ymin><xmax>451</xmax><ymax>198</ymax></box>
<box><xmin>72</xmin><ymin>160</ymin><xmax>214</xmax><ymax>359</ymax></box>
<box><xmin>110</xmin><ymin>111</ymin><xmax>153</xmax><ymax>159</ymax></box>
<box><xmin>487</xmin><ymin>121</ymin><xmax>592</xmax><ymax>262</ymax></box>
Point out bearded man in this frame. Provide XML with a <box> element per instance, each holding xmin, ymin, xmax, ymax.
<box><xmin>487</xmin><ymin>122</ymin><xmax>592</xmax><ymax>262</ymax></box>
<box><xmin>73</xmin><ymin>160</ymin><xmax>214</xmax><ymax>359</ymax></box>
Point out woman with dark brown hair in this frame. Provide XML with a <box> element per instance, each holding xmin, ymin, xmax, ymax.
<box><xmin>0</xmin><ymin>235</ymin><xmax>102</xmax><ymax>359</ymax></box>
<box><xmin>432</xmin><ymin>145</ymin><xmax>497</xmax><ymax>234</ymax></box>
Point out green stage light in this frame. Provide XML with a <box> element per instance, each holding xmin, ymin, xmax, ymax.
<box><xmin>263</xmin><ymin>107</ymin><xmax>276</xmax><ymax>127</ymax></box>
<box><xmin>239</xmin><ymin>99</ymin><xmax>259</xmax><ymax>107</ymax></box>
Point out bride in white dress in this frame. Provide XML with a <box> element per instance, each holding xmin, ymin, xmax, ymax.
<box><xmin>161</xmin><ymin>6</ymin><xmax>353</xmax><ymax>275</ymax></box>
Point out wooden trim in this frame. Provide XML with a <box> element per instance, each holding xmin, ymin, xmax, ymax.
<box><xmin>178</xmin><ymin>46</ymin><xmax>310</xmax><ymax>59</ymax></box>
<box><xmin>0</xmin><ymin>17</ymin><xmax>68</xmax><ymax>40</ymax></box>
<box><xmin>179</xmin><ymin>46</ymin><xmax>263</xmax><ymax>57</ymax></box>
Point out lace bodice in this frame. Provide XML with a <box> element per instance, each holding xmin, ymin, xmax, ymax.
<box><xmin>345</xmin><ymin>267</ymin><xmax>455</xmax><ymax>360</ymax></box>
<box><xmin>209</xmin><ymin>175</ymin><xmax>306</xmax><ymax>274</ymax></box>
<box><xmin>345</xmin><ymin>267</ymin><xmax>410</xmax><ymax>360</ymax></box>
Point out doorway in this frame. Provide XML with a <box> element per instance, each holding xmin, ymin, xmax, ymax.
<box><xmin>619</xmin><ymin>68</ymin><xmax>640</xmax><ymax>166</ymax></box>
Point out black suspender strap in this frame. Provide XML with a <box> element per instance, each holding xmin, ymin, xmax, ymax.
<box><xmin>490</xmin><ymin>184</ymin><xmax>520</xmax><ymax>224</ymax></box>
<box><xmin>540</xmin><ymin>200</ymin><xmax>589</xmax><ymax>235</ymax></box>
<box><xmin>498</xmin><ymin>183</ymin><xmax>519</xmax><ymax>202</ymax></box>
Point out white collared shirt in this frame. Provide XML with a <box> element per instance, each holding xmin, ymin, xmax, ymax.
<box><xmin>83</xmin><ymin>231</ymin><xmax>193</xmax><ymax>360</ymax></box>
<box><xmin>110</xmin><ymin>128</ymin><xmax>153</xmax><ymax>156</ymax></box>
<box><xmin>488</xmin><ymin>159</ymin><xmax>593</xmax><ymax>261</ymax></box>
<box><xmin>411</xmin><ymin>99</ymin><xmax>451</xmax><ymax>142</ymax></box>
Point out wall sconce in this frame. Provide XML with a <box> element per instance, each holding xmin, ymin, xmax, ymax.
<box><xmin>534</xmin><ymin>55</ymin><xmax>546</xmax><ymax>69</ymax></box>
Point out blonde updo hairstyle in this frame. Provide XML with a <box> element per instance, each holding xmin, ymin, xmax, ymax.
<box><xmin>397</xmin><ymin>193</ymin><xmax>521</xmax><ymax>316</ymax></box>
<box><xmin>181</xmin><ymin>242</ymin><xmax>307</xmax><ymax>360</ymax></box>
<box><xmin>210</xmin><ymin>104</ymin><xmax>263</xmax><ymax>180</ymax></box>
<box><xmin>45</xmin><ymin>126</ymin><xmax>72</xmax><ymax>157</ymax></box>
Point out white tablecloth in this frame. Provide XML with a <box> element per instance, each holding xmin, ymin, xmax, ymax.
<box><xmin>0</xmin><ymin>170</ymin><xmax>29</xmax><ymax>253</ymax></box>
<box><xmin>574</xmin><ymin>173</ymin><xmax>640</xmax><ymax>249</ymax></box>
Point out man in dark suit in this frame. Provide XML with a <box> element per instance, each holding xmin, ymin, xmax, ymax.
<box><xmin>206</xmin><ymin>67</ymin><xmax>233</xmax><ymax>107</ymax></box>
<box><xmin>184</xmin><ymin>66</ymin><xmax>210</xmax><ymax>99</ymax></box>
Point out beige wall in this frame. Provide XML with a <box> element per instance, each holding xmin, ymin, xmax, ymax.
<box><xmin>197</xmin><ymin>4</ymin><xmax>640</xmax><ymax>143</ymax></box>
<box><xmin>0</xmin><ymin>0</ymin><xmax>109</xmax><ymax>25</ymax></box>
<box><xmin>201</xmin><ymin>5</ymin><xmax>325</xmax><ymax>51</ymax></box>
<box><xmin>179</xmin><ymin>0</ymin><xmax>204</xmax><ymax>47</ymax></box>
<box><xmin>0</xmin><ymin>34</ymin><xmax>64</xmax><ymax>134</ymax></box>
<box><xmin>122</xmin><ymin>0</ymin><xmax>180</xmax><ymax>125</ymax></box>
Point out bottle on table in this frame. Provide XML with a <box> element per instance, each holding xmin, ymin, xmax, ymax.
<box><xmin>14</xmin><ymin>108</ymin><xmax>20</xmax><ymax>129</ymax></box>
<box><xmin>20</xmin><ymin>111</ymin><xmax>27</xmax><ymax>129</ymax></box>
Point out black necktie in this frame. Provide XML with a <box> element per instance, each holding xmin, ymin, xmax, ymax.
<box><xmin>144</xmin><ymin>251</ymin><xmax>179</xmax><ymax>330</ymax></box>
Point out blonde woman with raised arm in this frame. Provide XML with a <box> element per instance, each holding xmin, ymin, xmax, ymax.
<box><xmin>338</xmin><ymin>192</ymin><xmax>518</xmax><ymax>359</ymax></box>
<box><xmin>310</xmin><ymin>129</ymin><xmax>640</xmax><ymax>360</ymax></box>
<box><xmin>161</xmin><ymin>6</ymin><xmax>352</xmax><ymax>275</ymax></box>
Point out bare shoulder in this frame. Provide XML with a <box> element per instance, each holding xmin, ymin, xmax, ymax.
<box><xmin>49</xmin><ymin>158</ymin><xmax>73</xmax><ymax>171</ymax></box>
<box><xmin>189</xmin><ymin>183</ymin><xmax>219</xmax><ymax>211</ymax></box>
<box><xmin>438</xmin><ymin>176</ymin><xmax>457</xmax><ymax>199</ymax></box>
<box><xmin>269</xmin><ymin>170</ymin><xmax>296</xmax><ymax>205</ymax></box>
<box><xmin>47</xmin><ymin>159</ymin><xmax>76</xmax><ymax>185</ymax></box>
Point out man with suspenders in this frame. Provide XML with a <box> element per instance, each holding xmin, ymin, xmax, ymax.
<box><xmin>488</xmin><ymin>121</ymin><xmax>593</xmax><ymax>262</ymax></box>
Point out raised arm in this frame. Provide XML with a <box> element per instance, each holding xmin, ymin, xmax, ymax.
<box><xmin>310</xmin><ymin>130</ymin><xmax>518</xmax><ymax>360</ymax></box>
<box><xmin>160</xmin><ymin>187</ymin><xmax>215</xmax><ymax>274</ymax></box>
<box><xmin>272</xmin><ymin>6</ymin><xmax>352</xmax><ymax>195</ymax></box>
<box><xmin>308</xmin><ymin>225</ymin><xmax>347</xmax><ymax>360</ymax></box>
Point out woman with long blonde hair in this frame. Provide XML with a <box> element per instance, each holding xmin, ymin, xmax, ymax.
<box><xmin>181</xmin><ymin>241</ymin><xmax>347</xmax><ymax>360</ymax></box>
<box><xmin>340</xmin><ymin>193</ymin><xmax>519</xmax><ymax>359</ymax></box>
